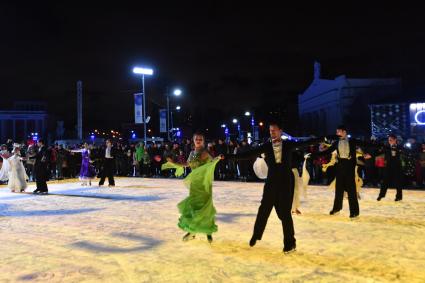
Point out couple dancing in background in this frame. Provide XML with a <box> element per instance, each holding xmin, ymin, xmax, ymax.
<box><xmin>73</xmin><ymin>139</ymin><xmax>117</xmax><ymax>187</ymax></box>
<box><xmin>0</xmin><ymin>139</ymin><xmax>51</xmax><ymax>194</ymax></box>
<box><xmin>0</xmin><ymin>138</ymin><xmax>117</xmax><ymax>194</ymax></box>
<box><xmin>0</xmin><ymin>139</ymin><xmax>49</xmax><ymax>194</ymax></box>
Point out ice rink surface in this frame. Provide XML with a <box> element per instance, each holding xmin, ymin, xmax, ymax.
<box><xmin>1</xmin><ymin>178</ymin><xmax>425</xmax><ymax>282</ymax></box>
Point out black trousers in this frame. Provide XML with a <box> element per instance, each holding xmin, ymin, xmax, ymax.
<box><xmin>35</xmin><ymin>177</ymin><xmax>48</xmax><ymax>191</ymax></box>
<box><xmin>252</xmin><ymin>166</ymin><xmax>295</xmax><ymax>248</ymax></box>
<box><xmin>379</xmin><ymin>164</ymin><xmax>403</xmax><ymax>199</ymax></box>
<box><xmin>99</xmin><ymin>158</ymin><xmax>115</xmax><ymax>185</ymax></box>
<box><xmin>333</xmin><ymin>159</ymin><xmax>359</xmax><ymax>215</ymax></box>
<box><xmin>35</xmin><ymin>166</ymin><xmax>48</xmax><ymax>191</ymax></box>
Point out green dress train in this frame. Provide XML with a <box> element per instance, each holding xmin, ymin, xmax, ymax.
<box><xmin>162</xmin><ymin>149</ymin><xmax>220</xmax><ymax>234</ymax></box>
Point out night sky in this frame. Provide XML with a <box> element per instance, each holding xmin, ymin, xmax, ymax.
<box><xmin>2</xmin><ymin>2</ymin><xmax>425</xmax><ymax>136</ymax></box>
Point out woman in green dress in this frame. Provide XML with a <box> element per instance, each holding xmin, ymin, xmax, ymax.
<box><xmin>163</xmin><ymin>132</ymin><xmax>221</xmax><ymax>243</ymax></box>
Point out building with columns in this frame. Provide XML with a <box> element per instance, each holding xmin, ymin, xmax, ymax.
<box><xmin>0</xmin><ymin>102</ymin><xmax>48</xmax><ymax>143</ymax></box>
<box><xmin>298</xmin><ymin>62</ymin><xmax>402</xmax><ymax>137</ymax></box>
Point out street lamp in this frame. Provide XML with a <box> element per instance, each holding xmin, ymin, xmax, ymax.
<box><xmin>167</xmin><ymin>88</ymin><xmax>182</xmax><ymax>141</ymax></box>
<box><xmin>244</xmin><ymin>111</ymin><xmax>255</xmax><ymax>141</ymax></box>
<box><xmin>232</xmin><ymin>119</ymin><xmax>241</xmax><ymax>140</ymax></box>
<box><xmin>171</xmin><ymin>105</ymin><xmax>182</xmax><ymax>133</ymax></box>
<box><xmin>133</xmin><ymin>67</ymin><xmax>153</xmax><ymax>75</ymax></box>
<box><xmin>133</xmin><ymin>66</ymin><xmax>154</xmax><ymax>145</ymax></box>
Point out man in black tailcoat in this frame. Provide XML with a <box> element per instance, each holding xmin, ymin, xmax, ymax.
<box><xmin>226</xmin><ymin>121</ymin><xmax>326</xmax><ymax>254</ymax></box>
<box><xmin>33</xmin><ymin>139</ymin><xmax>50</xmax><ymax>194</ymax></box>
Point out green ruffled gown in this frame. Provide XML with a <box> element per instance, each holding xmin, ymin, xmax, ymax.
<box><xmin>167</xmin><ymin>149</ymin><xmax>220</xmax><ymax>235</ymax></box>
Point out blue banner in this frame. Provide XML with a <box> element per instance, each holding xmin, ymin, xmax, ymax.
<box><xmin>134</xmin><ymin>93</ymin><xmax>143</xmax><ymax>124</ymax></box>
<box><xmin>159</xmin><ymin>109</ymin><xmax>167</xmax><ymax>133</ymax></box>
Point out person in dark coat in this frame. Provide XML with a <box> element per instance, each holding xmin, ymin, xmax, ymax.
<box><xmin>226</xmin><ymin>121</ymin><xmax>325</xmax><ymax>254</ymax></box>
<box><xmin>32</xmin><ymin>139</ymin><xmax>50</xmax><ymax>194</ymax></box>
<box><xmin>98</xmin><ymin>139</ymin><xmax>117</xmax><ymax>187</ymax></box>
<box><xmin>377</xmin><ymin>134</ymin><xmax>404</xmax><ymax>201</ymax></box>
<box><xmin>312</xmin><ymin>125</ymin><xmax>370</xmax><ymax>219</ymax></box>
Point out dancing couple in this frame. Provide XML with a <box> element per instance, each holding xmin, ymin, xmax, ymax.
<box><xmin>0</xmin><ymin>143</ymin><xmax>28</xmax><ymax>193</ymax></box>
<box><xmin>165</xmin><ymin>123</ymin><xmax>325</xmax><ymax>254</ymax></box>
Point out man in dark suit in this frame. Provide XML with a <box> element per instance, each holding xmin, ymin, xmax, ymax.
<box><xmin>33</xmin><ymin>139</ymin><xmax>49</xmax><ymax>194</ymax></box>
<box><xmin>312</xmin><ymin>125</ymin><xmax>367</xmax><ymax>219</ymax></box>
<box><xmin>99</xmin><ymin>139</ymin><xmax>116</xmax><ymax>187</ymax></box>
<box><xmin>226</xmin><ymin>121</ymin><xmax>324</xmax><ymax>254</ymax></box>
<box><xmin>377</xmin><ymin>134</ymin><xmax>404</xmax><ymax>201</ymax></box>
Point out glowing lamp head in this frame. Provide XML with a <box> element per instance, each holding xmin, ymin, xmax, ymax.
<box><xmin>133</xmin><ymin>67</ymin><xmax>154</xmax><ymax>75</ymax></box>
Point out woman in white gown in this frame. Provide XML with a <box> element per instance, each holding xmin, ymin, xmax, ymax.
<box><xmin>0</xmin><ymin>145</ymin><xmax>11</xmax><ymax>182</ymax></box>
<box><xmin>0</xmin><ymin>144</ymin><xmax>28</xmax><ymax>193</ymax></box>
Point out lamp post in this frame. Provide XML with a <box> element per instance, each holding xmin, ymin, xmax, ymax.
<box><xmin>245</xmin><ymin>111</ymin><xmax>255</xmax><ymax>141</ymax></box>
<box><xmin>232</xmin><ymin>118</ymin><xmax>240</xmax><ymax>140</ymax></box>
<box><xmin>221</xmin><ymin>124</ymin><xmax>230</xmax><ymax>142</ymax></box>
<box><xmin>133</xmin><ymin>67</ymin><xmax>153</xmax><ymax>145</ymax></box>
<box><xmin>167</xmin><ymin>88</ymin><xmax>182</xmax><ymax>141</ymax></box>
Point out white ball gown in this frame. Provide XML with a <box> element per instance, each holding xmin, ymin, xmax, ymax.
<box><xmin>5</xmin><ymin>154</ymin><xmax>28</xmax><ymax>193</ymax></box>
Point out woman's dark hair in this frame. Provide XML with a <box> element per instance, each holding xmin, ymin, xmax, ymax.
<box><xmin>388</xmin><ymin>134</ymin><xmax>397</xmax><ymax>139</ymax></box>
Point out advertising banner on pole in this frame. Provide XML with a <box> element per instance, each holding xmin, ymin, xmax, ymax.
<box><xmin>134</xmin><ymin>93</ymin><xmax>143</xmax><ymax>124</ymax></box>
<box><xmin>159</xmin><ymin>109</ymin><xmax>167</xmax><ymax>132</ymax></box>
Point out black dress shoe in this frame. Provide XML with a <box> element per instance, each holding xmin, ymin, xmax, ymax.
<box><xmin>395</xmin><ymin>198</ymin><xmax>402</xmax><ymax>202</ymax></box>
<box><xmin>283</xmin><ymin>243</ymin><xmax>297</xmax><ymax>254</ymax></box>
<box><xmin>329</xmin><ymin>210</ymin><xmax>340</xmax><ymax>215</ymax></box>
<box><xmin>377</xmin><ymin>196</ymin><xmax>383</xmax><ymax>201</ymax></box>
<box><xmin>249</xmin><ymin>236</ymin><xmax>257</xmax><ymax>247</ymax></box>
<box><xmin>33</xmin><ymin>189</ymin><xmax>41</xmax><ymax>194</ymax></box>
<box><xmin>349</xmin><ymin>214</ymin><xmax>359</xmax><ymax>219</ymax></box>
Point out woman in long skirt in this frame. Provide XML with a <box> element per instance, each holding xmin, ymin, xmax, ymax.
<box><xmin>1</xmin><ymin>144</ymin><xmax>28</xmax><ymax>193</ymax></box>
<box><xmin>72</xmin><ymin>143</ymin><xmax>96</xmax><ymax>186</ymax></box>
<box><xmin>162</xmin><ymin>132</ymin><xmax>221</xmax><ymax>243</ymax></box>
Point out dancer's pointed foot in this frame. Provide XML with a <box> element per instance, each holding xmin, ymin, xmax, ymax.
<box><xmin>182</xmin><ymin>233</ymin><xmax>195</xmax><ymax>242</ymax></box>
<box><xmin>295</xmin><ymin>209</ymin><xmax>302</xmax><ymax>215</ymax></box>
<box><xmin>207</xmin><ymin>235</ymin><xmax>213</xmax><ymax>243</ymax></box>
<box><xmin>377</xmin><ymin>196</ymin><xmax>383</xmax><ymax>201</ymax></box>
<box><xmin>329</xmin><ymin>210</ymin><xmax>340</xmax><ymax>215</ymax></box>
